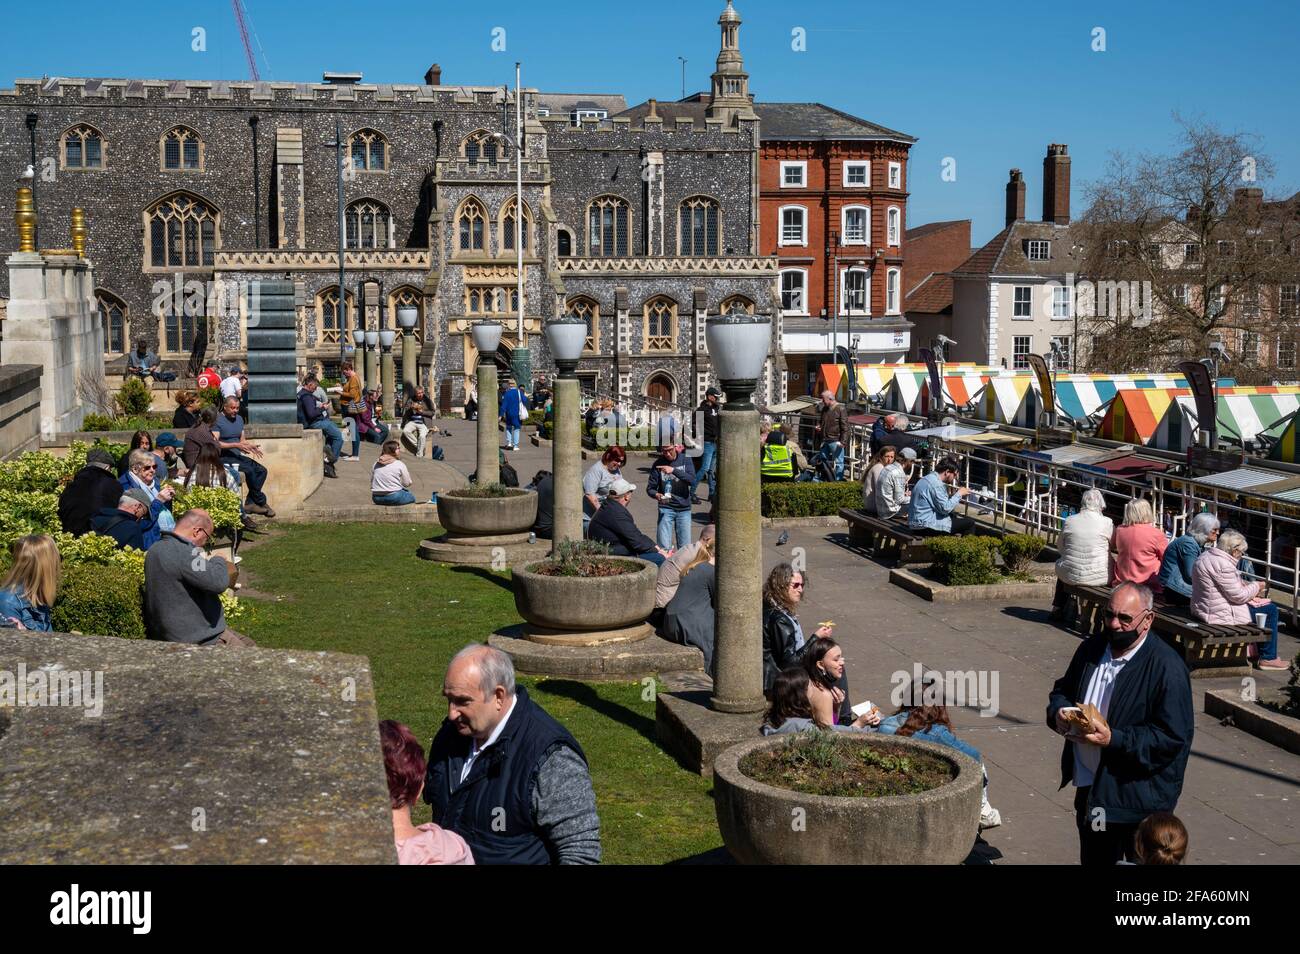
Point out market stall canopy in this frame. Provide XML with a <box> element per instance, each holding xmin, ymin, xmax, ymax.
<box><xmin>1074</xmin><ymin>453</ymin><xmax>1170</xmax><ymax>481</ymax></box>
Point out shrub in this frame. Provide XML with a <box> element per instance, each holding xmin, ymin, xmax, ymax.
<box><xmin>116</xmin><ymin>376</ymin><xmax>154</xmax><ymax>416</ymax></box>
<box><xmin>52</xmin><ymin>562</ymin><xmax>145</xmax><ymax>639</ymax></box>
<box><xmin>198</xmin><ymin>385</ymin><xmax>223</xmax><ymax>411</ymax></box>
<box><xmin>540</xmin><ymin>421</ymin><xmax>554</xmax><ymax>440</ymax></box>
<box><xmin>0</xmin><ymin>490</ymin><xmax>62</xmax><ymax>547</ymax></box>
<box><xmin>761</xmin><ymin>481</ymin><xmax>861</xmax><ymax>518</ymax></box>
<box><xmin>526</xmin><ymin>409</ymin><xmax>546</xmax><ymax>427</ymax></box>
<box><xmin>928</xmin><ymin>536</ymin><xmax>1001</xmax><ymax>586</ymax></box>
<box><xmin>93</xmin><ymin>439</ymin><xmax>129</xmax><ymax>465</ymax></box>
<box><xmin>450</xmin><ymin>483</ymin><xmax>522</xmax><ymax>499</ymax></box>
<box><xmin>527</xmin><ymin>539</ymin><xmax>642</xmax><ymax>577</ymax></box>
<box><xmin>82</xmin><ymin>413</ymin><xmax>173</xmax><ymax>432</ymax></box>
<box><xmin>168</xmin><ymin>483</ymin><xmax>243</xmax><ymax>535</ymax></box>
<box><xmin>1000</xmin><ymin>534</ymin><xmax>1046</xmax><ymax>574</ymax></box>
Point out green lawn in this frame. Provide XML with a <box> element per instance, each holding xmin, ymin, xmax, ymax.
<box><xmin>236</xmin><ymin>522</ymin><xmax>722</xmax><ymax>864</ymax></box>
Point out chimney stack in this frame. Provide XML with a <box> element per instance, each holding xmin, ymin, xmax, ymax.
<box><xmin>424</xmin><ymin>64</ymin><xmax>442</xmax><ymax>86</ymax></box>
<box><xmin>1006</xmin><ymin>169</ymin><xmax>1026</xmax><ymax>227</ymax></box>
<box><xmin>1042</xmin><ymin>143</ymin><xmax>1071</xmax><ymax>225</ymax></box>
<box><xmin>1234</xmin><ymin>187</ymin><xmax>1263</xmax><ymax>222</ymax></box>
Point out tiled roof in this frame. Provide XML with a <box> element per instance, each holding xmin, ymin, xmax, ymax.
<box><xmin>904</xmin><ymin>272</ymin><xmax>953</xmax><ymax>315</ymax></box>
<box><xmin>536</xmin><ymin>92</ymin><xmax>627</xmax><ymax>115</ymax></box>
<box><xmin>950</xmin><ymin>221</ymin><xmax>1084</xmax><ymax>279</ymax></box>
<box><xmin>754</xmin><ymin>103</ymin><xmax>915</xmax><ymax>142</ymax></box>
<box><xmin>615</xmin><ymin>100</ymin><xmax>710</xmax><ymax>123</ymax></box>
<box><xmin>905</xmin><ymin>219</ymin><xmax>969</xmax><ymax>241</ymax></box>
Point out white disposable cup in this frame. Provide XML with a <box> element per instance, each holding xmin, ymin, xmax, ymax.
<box><xmin>1256</xmin><ymin>612</ymin><xmax>1268</xmax><ymax>629</ymax></box>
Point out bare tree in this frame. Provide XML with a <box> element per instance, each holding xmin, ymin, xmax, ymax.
<box><xmin>1076</xmin><ymin>117</ymin><xmax>1299</xmax><ymax>380</ymax></box>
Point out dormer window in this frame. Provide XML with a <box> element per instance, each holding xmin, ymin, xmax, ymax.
<box><xmin>570</xmin><ymin>109</ymin><xmax>607</xmax><ymax>125</ymax></box>
<box><xmin>1026</xmin><ymin>240</ymin><xmax>1050</xmax><ymax>261</ymax></box>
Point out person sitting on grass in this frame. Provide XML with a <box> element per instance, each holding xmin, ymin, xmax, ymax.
<box><xmin>587</xmin><ymin>478</ymin><xmax>670</xmax><ymax>566</ymax></box>
<box><xmin>372</xmin><ymin>440</ymin><xmax>416</xmax><ymax>506</ymax></box>
<box><xmin>761</xmin><ymin>667</ymin><xmax>876</xmax><ymax>735</ymax></box>
<box><xmin>660</xmin><ymin>537</ymin><xmax>717</xmax><ymax>674</ymax></box>
<box><xmin>0</xmin><ymin>534</ymin><xmax>60</xmax><ymax>631</ymax></box>
<box><xmin>380</xmin><ymin>719</ymin><xmax>474</xmax><ymax>865</ymax></box>
<box><xmin>876</xmin><ymin>686</ymin><xmax>1001</xmax><ymax>830</ymax></box>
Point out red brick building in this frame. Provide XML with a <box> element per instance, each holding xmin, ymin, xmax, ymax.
<box><xmin>756</xmin><ymin>105</ymin><xmax>916</xmax><ymax>394</ymax></box>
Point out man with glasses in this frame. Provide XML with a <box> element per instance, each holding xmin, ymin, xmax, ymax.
<box><xmin>1047</xmin><ymin>582</ymin><xmax>1193</xmax><ymax>865</ymax></box>
<box><xmin>144</xmin><ymin>508</ymin><xmax>255</xmax><ymax>647</ymax></box>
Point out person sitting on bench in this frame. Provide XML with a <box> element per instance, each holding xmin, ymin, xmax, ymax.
<box><xmin>907</xmin><ymin>456</ymin><xmax>974</xmax><ymax>536</ymax></box>
<box><xmin>876</xmin><ymin>446</ymin><xmax>917</xmax><ymax>519</ymax></box>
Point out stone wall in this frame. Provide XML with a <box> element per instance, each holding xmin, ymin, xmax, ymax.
<box><xmin>0</xmin><ymin>364</ymin><xmax>42</xmax><ymax>459</ymax></box>
<box><xmin>2</xmin><ymin>251</ymin><xmax>102</xmax><ymax>436</ymax></box>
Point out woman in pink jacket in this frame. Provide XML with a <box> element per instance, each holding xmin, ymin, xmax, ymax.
<box><xmin>1110</xmin><ymin>498</ymin><xmax>1167</xmax><ymax>592</ymax></box>
<box><xmin>1191</xmin><ymin>530</ymin><xmax>1287</xmax><ymax>670</ymax></box>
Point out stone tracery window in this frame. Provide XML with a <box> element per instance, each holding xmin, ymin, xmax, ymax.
<box><xmin>644</xmin><ymin>297</ymin><xmax>676</xmax><ymax>352</ymax></box>
<box><xmin>567</xmin><ymin>296</ymin><xmax>599</xmax><ymax>353</ymax></box>
<box><xmin>500</xmin><ymin>197</ymin><xmax>533</xmax><ymax>253</ymax></box>
<box><xmin>720</xmin><ymin>295</ymin><xmax>755</xmax><ymax>315</ymax></box>
<box><xmin>588</xmin><ymin>195</ymin><xmax>630</xmax><ymax>257</ymax></box>
<box><xmin>462</xmin><ymin>130</ymin><xmax>499</xmax><ymax>164</ymax></box>
<box><xmin>162</xmin><ymin>126</ymin><xmax>203</xmax><ymax>170</ymax></box>
<box><xmin>465</xmin><ymin>286</ymin><xmax>518</xmax><ymax>315</ymax></box>
<box><xmin>348</xmin><ymin>129</ymin><xmax>388</xmax><ymax>172</ymax></box>
<box><xmin>345</xmin><ymin>199</ymin><xmax>392</xmax><ymax>249</ymax></box>
<box><xmin>317</xmin><ymin>286</ymin><xmax>355</xmax><ymax>346</ymax></box>
<box><xmin>146</xmin><ymin>193</ymin><xmax>218</xmax><ymax>269</ymax></box>
<box><xmin>678</xmin><ymin>196</ymin><xmax>720</xmax><ymax>256</ymax></box>
<box><xmin>457</xmin><ymin>197</ymin><xmax>487</xmax><ymax>254</ymax></box>
<box><xmin>96</xmin><ymin>290</ymin><xmax>127</xmax><ymax>354</ymax></box>
<box><xmin>62</xmin><ymin>124</ymin><xmax>104</xmax><ymax>169</ymax></box>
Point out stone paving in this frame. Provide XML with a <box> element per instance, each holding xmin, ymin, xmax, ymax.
<box><xmin>300</xmin><ymin>418</ymin><xmax>1300</xmax><ymax>865</ymax></box>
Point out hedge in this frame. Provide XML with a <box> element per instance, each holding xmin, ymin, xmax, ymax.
<box><xmin>761</xmin><ymin>481</ymin><xmax>862</xmax><ymax>518</ymax></box>
<box><xmin>52</xmin><ymin>562</ymin><xmax>146</xmax><ymax>639</ymax></box>
<box><xmin>928</xmin><ymin>536</ymin><xmax>1001</xmax><ymax>586</ymax></box>
<box><xmin>82</xmin><ymin>413</ymin><xmax>174</xmax><ymax>432</ymax></box>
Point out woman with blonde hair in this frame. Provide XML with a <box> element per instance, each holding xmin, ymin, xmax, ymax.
<box><xmin>1110</xmin><ymin>497</ymin><xmax>1167</xmax><ymax>592</ymax></box>
<box><xmin>0</xmin><ymin>534</ymin><xmax>61</xmax><ymax>631</ymax></box>
<box><xmin>661</xmin><ymin>535</ymin><xmax>717</xmax><ymax>674</ymax></box>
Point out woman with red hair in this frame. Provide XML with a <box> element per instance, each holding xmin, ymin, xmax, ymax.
<box><xmin>380</xmin><ymin>720</ymin><xmax>474</xmax><ymax>865</ymax></box>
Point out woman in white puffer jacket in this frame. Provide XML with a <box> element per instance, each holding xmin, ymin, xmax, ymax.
<box><xmin>1050</xmin><ymin>488</ymin><xmax>1113</xmax><ymax>621</ymax></box>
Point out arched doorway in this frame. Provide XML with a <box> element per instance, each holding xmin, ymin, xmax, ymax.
<box><xmin>645</xmin><ymin>372</ymin><xmax>675</xmax><ymax>406</ymax></box>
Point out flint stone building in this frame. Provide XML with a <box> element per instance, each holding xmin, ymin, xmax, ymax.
<box><xmin>0</xmin><ymin>2</ymin><xmax>903</xmax><ymax>412</ymax></box>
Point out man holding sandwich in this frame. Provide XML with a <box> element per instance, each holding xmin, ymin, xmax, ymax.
<box><xmin>1046</xmin><ymin>581</ymin><xmax>1193</xmax><ymax>865</ymax></box>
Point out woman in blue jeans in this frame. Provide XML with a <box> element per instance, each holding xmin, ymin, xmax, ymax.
<box><xmin>371</xmin><ymin>439</ymin><xmax>416</xmax><ymax>506</ymax></box>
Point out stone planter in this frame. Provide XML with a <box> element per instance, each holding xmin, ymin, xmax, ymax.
<box><xmin>436</xmin><ymin>489</ymin><xmax>537</xmax><ymax>537</ymax></box>
<box><xmin>714</xmin><ymin>733</ymin><xmax>982</xmax><ymax>865</ymax></box>
<box><xmin>889</xmin><ymin>566</ymin><xmax>1056</xmax><ymax>603</ymax></box>
<box><xmin>512</xmin><ymin>559</ymin><xmax>657</xmax><ymax>633</ymax></box>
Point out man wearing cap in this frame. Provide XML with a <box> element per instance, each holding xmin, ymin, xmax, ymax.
<box><xmin>876</xmin><ymin>446</ymin><xmax>918</xmax><ymax>520</ymax></box>
<box><xmin>689</xmin><ymin>387</ymin><xmax>721</xmax><ymax>504</ymax></box>
<box><xmin>588</xmin><ymin>478</ymin><xmax>670</xmax><ymax>566</ymax></box>
<box><xmin>154</xmin><ymin>432</ymin><xmax>186</xmax><ymax>480</ymax></box>
<box><xmin>647</xmin><ymin>444</ymin><xmax>695</xmax><ymax>551</ymax></box>
<box><xmin>58</xmin><ymin>448</ymin><xmax>127</xmax><ymax>537</ymax></box>
<box><xmin>89</xmin><ymin>489</ymin><xmax>155</xmax><ymax>551</ymax></box>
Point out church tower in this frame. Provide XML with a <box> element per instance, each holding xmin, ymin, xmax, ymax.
<box><xmin>706</xmin><ymin>1</ymin><xmax>755</xmax><ymax>124</ymax></box>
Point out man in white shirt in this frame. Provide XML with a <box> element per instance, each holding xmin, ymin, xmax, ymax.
<box><xmin>219</xmin><ymin>367</ymin><xmax>244</xmax><ymax>402</ymax></box>
<box><xmin>1047</xmin><ymin>582</ymin><xmax>1194</xmax><ymax>865</ymax></box>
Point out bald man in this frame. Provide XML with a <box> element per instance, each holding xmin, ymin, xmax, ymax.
<box><xmin>424</xmin><ymin>644</ymin><xmax>600</xmax><ymax>864</ymax></box>
<box><xmin>143</xmin><ymin>508</ymin><xmax>254</xmax><ymax>646</ymax></box>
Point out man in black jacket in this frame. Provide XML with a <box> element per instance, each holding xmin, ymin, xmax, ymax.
<box><xmin>425</xmin><ymin>644</ymin><xmax>600</xmax><ymax>864</ymax></box>
<box><xmin>1047</xmin><ymin>582</ymin><xmax>1193</xmax><ymax>865</ymax></box>
<box><xmin>689</xmin><ymin>387</ymin><xmax>721</xmax><ymax>503</ymax></box>
<box><xmin>588</xmin><ymin>479</ymin><xmax>668</xmax><ymax>565</ymax></box>
<box><xmin>88</xmin><ymin>490</ymin><xmax>152</xmax><ymax>551</ymax></box>
<box><xmin>58</xmin><ymin>449</ymin><xmax>125</xmax><ymax>536</ymax></box>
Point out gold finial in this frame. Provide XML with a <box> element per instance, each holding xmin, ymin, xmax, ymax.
<box><xmin>71</xmin><ymin>207</ymin><xmax>87</xmax><ymax>257</ymax></box>
<box><xmin>15</xmin><ymin>186</ymin><xmax>36</xmax><ymax>252</ymax></box>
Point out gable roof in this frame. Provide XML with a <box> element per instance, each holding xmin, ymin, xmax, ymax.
<box><xmin>754</xmin><ymin>103</ymin><xmax>915</xmax><ymax>142</ymax></box>
<box><xmin>536</xmin><ymin>92</ymin><xmax>627</xmax><ymax>116</ymax></box>
<box><xmin>950</xmin><ymin>221</ymin><xmax>1084</xmax><ymax>279</ymax></box>
<box><xmin>904</xmin><ymin>272</ymin><xmax>954</xmax><ymax>315</ymax></box>
<box><xmin>906</xmin><ymin>219</ymin><xmax>969</xmax><ymax>241</ymax></box>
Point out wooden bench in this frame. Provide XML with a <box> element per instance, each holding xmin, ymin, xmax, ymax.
<box><xmin>1065</xmin><ymin>583</ymin><xmax>1268</xmax><ymax>676</ymax></box>
<box><xmin>838</xmin><ymin>508</ymin><xmax>933</xmax><ymax>565</ymax></box>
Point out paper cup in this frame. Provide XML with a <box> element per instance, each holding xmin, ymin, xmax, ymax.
<box><xmin>1255</xmin><ymin>612</ymin><xmax>1268</xmax><ymax>629</ymax></box>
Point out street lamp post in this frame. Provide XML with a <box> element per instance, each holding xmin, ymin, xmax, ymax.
<box><xmin>351</xmin><ymin>327</ymin><xmax>366</xmax><ymax>391</ymax></box>
<box><xmin>544</xmin><ymin>315</ymin><xmax>587</xmax><ymax>546</ymax></box>
<box><xmin>379</xmin><ymin>329</ymin><xmax>396</xmax><ymax>417</ymax></box>
<box><xmin>492</xmin><ymin>65</ymin><xmax>530</xmax><ymax>390</ymax></box>
<box><xmin>326</xmin><ymin>118</ymin><xmax>348</xmax><ymax>370</ymax></box>
<box><xmin>472</xmin><ymin>321</ymin><xmax>503</xmax><ymax>485</ymax></box>
<box><xmin>706</xmin><ymin>309</ymin><xmax>772</xmax><ymax>714</ymax></box>
<box><xmin>364</xmin><ymin>329</ymin><xmax>379</xmax><ymax>403</ymax></box>
<box><xmin>397</xmin><ymin>305</ymin><xmax>419</xmax><ymax>396</ymax></box>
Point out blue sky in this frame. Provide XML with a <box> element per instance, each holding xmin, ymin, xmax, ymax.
<box><xmin>7</xmin><ymin>0</ymin><xmax>1298</xmax><ymax>245</ymax></box>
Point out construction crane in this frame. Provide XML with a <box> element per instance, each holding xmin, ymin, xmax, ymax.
<box><xmin>231</xmin><ymin>0</ymin><xmax>260</xmax><ymax>82</ymax></box>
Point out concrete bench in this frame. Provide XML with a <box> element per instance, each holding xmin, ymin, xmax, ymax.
<box><xmin>838</xmin><ymin>507</ymin><xmax>933</xmax><ymax>565</ymax></box>
<box><xmin>1065</xmin><ymin>583</ymin><xmax>1268</xmax><ymax>676</ymax></box>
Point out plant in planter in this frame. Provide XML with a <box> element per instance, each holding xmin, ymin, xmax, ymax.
<box><xmin>1000</xmin><ymin>533</ymin><xmax>1046</xmax><ymax>576</ymax></box>
<box><xmin>116</xmin><ymin>376</ymin><xmax>154</xmax><ymax>417</ymax></box>
<box><xmin>436</xmin><ymin>484</ymin><xmax>538</xmax><ymax>537</ymax></box>
<box><xmin>512</xmin><ymin>539</ymin><xmax>657</xmax><ymax>640</ymax></box>
<box><xmin>927</xmin><ymin>536</ymin><xmax>1001</xmax><ymax>586</ymax></box>
<box><xmin>714</xmin><ymin>731</ymin><xmax>982</xmax><ymax>865</ymax></box>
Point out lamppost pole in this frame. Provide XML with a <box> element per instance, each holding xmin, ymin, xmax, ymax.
<box><xmin>511</xmin><ymin>61</ymin><xmax>529</xmax><ymax>391</ymax></box>
<box><xmin>472</xmin><ymin>322</ymin><xmax>503</xmax><ymax>485</ymax></box>
<box><xmin>707</xmin><ymin>310</ymin><xmax>772</xmax><ymax>714</ymax></box>
<box><xmin>334</xmin><ymin>117</ymin><xmax>347</xmax><ymax>371</ymax></box>
<box><xmin>545</xmin><ymin>316</ymin><xmax>587</xmax><ymax>546</ymax></box>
